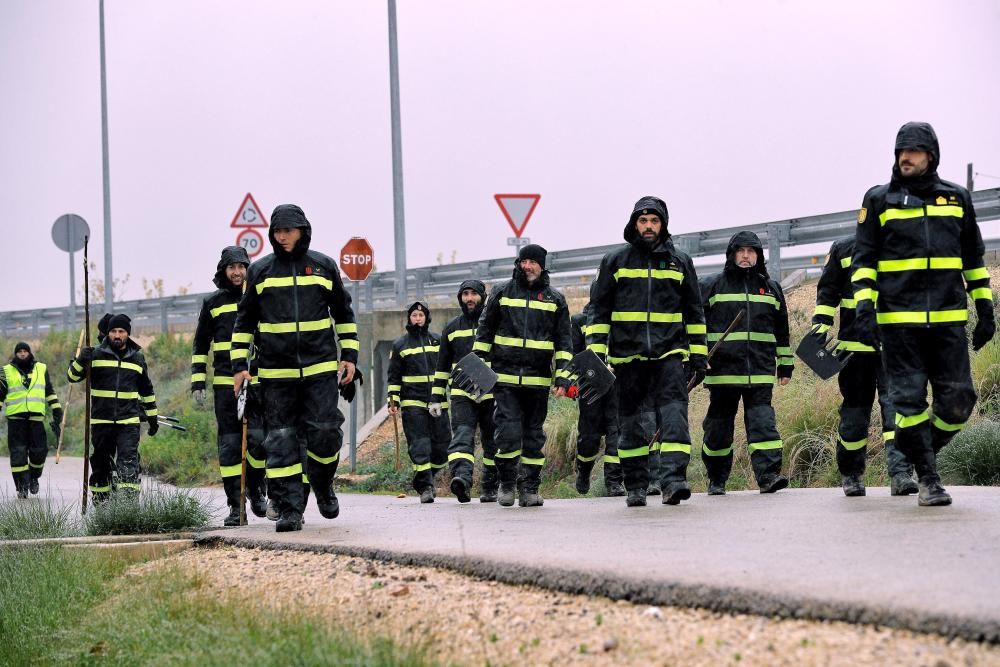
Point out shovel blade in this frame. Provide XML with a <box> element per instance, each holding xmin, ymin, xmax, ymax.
<box><xmin>452</xmin><ymin>353</ymin><xmax>498</xmax><ymax>399</ymax></box>
<box><xmin>567</xmin><ymin>349</ymin><xmax>615</xmax><ymax>405</ymax></box>
<box><xmin>795</xmin><ymin>331</ymin><xmax>851</xmax><ymax>380</ymax></box>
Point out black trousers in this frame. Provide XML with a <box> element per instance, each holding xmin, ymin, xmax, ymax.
<box><xmin>882</xmin><ymin>326</ymin><xmax>977</xmax><ymax>481</ymax></box>
<box><xmin>701</xmin><ymin>385</ymin><xmax>782</xmax><ymax>484</ymax></box>
<box><xmin>836</xmin><ymin>352</ymin><xmax>910</xmax><ymax>477</ymax></box>
<box><xmin>89</xmin><ymin>424</ymin><xmax>141</xmax><ymax>497</ymax></box>
<box><xmin>7</xmin><ymin>418</ymin><xmax>46</xmax><ymax>492</ymax></box>
<box><xmin>493</xmin><ymin>385</ymin><xmax>549</xmax><ymax>491</ymax></box>
<box><xmin>446</xmin><ymin>395</ymin><xmax>498</xmax><ymax>489</ymax></box>
<box><xmin>213</xmin><ymin>385</ymin><xmax>267</xmax><ymax>508</ymax></box>
<box><xmin>616</xmin><ymin>357</ymin><xmax>690</xmax><ymax>492</ymax></box>
<box><xmin>261</xmin><ymin>375</ymin><xmax>344</xmax><ymax>517</ymax></box>
<box><xmin>575</xmin><ymin>385</ymin><xmax>623</xmax><ymax>484</ymax></box>
<box><xmin>402</xmin><ymin>405</ymin><xmax>451</xmax><ymax>492</ymax></box>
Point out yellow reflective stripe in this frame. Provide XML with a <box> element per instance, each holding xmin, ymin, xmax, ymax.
<box><xmin>927</xmin><ymin>204</ymin><xmax>964</xmax><ymax>218</ymax></box>
<box><xmin>607</xmin><ymin>348</ymin><xmax>688</xmax><ymax>365</ymax></box>
<box><xmin>246</xmin><ymin>452</ymin><xmax>265</xmax><ymax>468</ymax></box>
<box><xmin>776</xmin><ymin>346</ymin><xmax>792</xmax><ymax>356</ymax></box>
<box><xmin>839</xmin><ymin>437</ymin><xmax>868</xmax><ymax>451</ymax></box>
<box><xmin>707</xmin><ymin>293</ymin><xmax>779</xmax><ymax>308</ymax></box>
<box><xmin>840</xmin><ymin>256</ymin><xmax>852</xmax><ymax>268</ymax></box>
<box><xmin>883</xmin><ymin>430</ymin><xmax>895</xmax><ymax>441</ymax></box>
<box><xmin>611</xmin><ymin>311</ymin><xmax>683</xmax><ymax>323</ymax></box>
<box><xmin>92</xmin><ymin>360</ymin><xmax>143</xmax><ymax>374</ymax></box>
<box><xmin>839</xmin><ymin>298</ymin><xmax>857</xmax><ymax>309</ymax></box>
<box><xmin>191</xmin><ymin>354</ymin><xmax>209</xmax><ymax>364</ymax></box>
<box><xmin>704</xmin><ymin>374</ymin><xmax>776</xmax><ymax>385</ymax></box>
<box><xmin>256</xmin><ymin>275</ymin><xmax>333</xmax><ymax>293</ymax></box>
<box><xmin>307</xmin><ymin>449</ymin><xmax>339</xmax><ymax>464</ymax></box>
<box><xmin>387</xmin><ymin>384</ymin><xmax>402</xmax><ymax>392</ymax></box>
<box><xmin>852</xmin><ymin>268</ymin><xmax>878</xmax><ymax>283</ymax></box>
<box><xmin>335</xmin><ymin>323</ymin><xmax>358</xmax><ymax>334</ymax></box>
<box><xmin>498</xmin><ymin>297</ymin><xmax>558</xmax><ymax>312</ymax></box>
<box><xmin>210</xmin><ymin>303</ymin><xmax>238</xmax><ymax>318</ymax></box>
<box><xmin>520</xmin><ymin>456</ymin><xmax>545</xmax><ymax>466</ymax></box>
<box><xmin>91</xmin><ymin>417</ymin><xmax>142</xmax><ymax>424</ymax></box>
<box><xmin>577</xmin><ymin>452</ymin><xmax>600</xmax><ymax>463</ymax></box>
<box><xmin>879</xmin><ymin>207</ymin><xmax>924</xmax><ymax>225</ymax></box>
<box><xmin>88</xmin><ymin>485</ymin><xmax>111</xmax><ymax>493</ymax></box>
<box><xmin>970</xmin><ymin>287</ymin><xmax>993</xmax><ymax>301</ymax></box>
<box><xmin>433</xmin><ymin>371</ymin><xmax>450</xmax><ymax>380</ymax></box>
<box><xmin>701</xmin><ymin>443</ymin><xmax>733</xmax><ymax>457</ymax></box>
<box><xmin>495</xmin><ymin>449</ymin><xmax>522</xmax><ymax>459</ymax></box>
<box><xmin>448</xmin><ymin>452</ymin><xmax>475</xmax><ymax>463</ymax></box>
<box><xmin>257</xmin><ymin>360</ymin><xmax>339</xmax><ymax>379</ymax></box>
<box><xmin>482</xmin><ymin>458</ymin><xmax>496</xmax><ymax>466</ymax></box>
<box><xmin>494</xmin><ymin>335</ymin><xmax>555</xmax><ymax>351</ymax></box>
<box><xmin>339</xmin><ymin>339</ymin><xmax>360</xmax><ymax>351</ymax></box>
<box><xmin>232</xmin><ymin>333</ymin><xmax>254</xmax><ymax>344</ymax></box>
<box><xmin>230</xmin><ymin>349</ymin><xmax>250</xmax><ymax>360</ymax></box>
<box><xmin>530</xmin><ymin>300</ymin><xmax>558</xmax><ymax>312</ymax></box>
<box><xmin>10</xmin><ymin>465</ymin><xmax>29</xmax><ymax>473</ymax></box>
<box><xmin>495</xmin><ymin>373</ymin><xmax>552</xmax><ymax>387</ymax></box>
<box><xmin>659</xmin><ymin>442</ymin><xmax>692</xmax><ymax>454</ymax></box>
<box><xmin>814</xmin><ymin>324</ymin><xmax>831</xmax><ymax>334</ymax></box>
<box><xmin>472</xmin><ymin>341</ymin><xmax>492</xmax><ymax>353</ymax></box>
<box><xmin>686</xmin><ymin>324</ymin><xmax>707</xmax><ymax>335</ymax></box>
<box><xmin>412</xmin><ymin>462</ymin><xmax>432</xmax><ymax>471</ymax></box>
<box><xmin>259</xmin><ymin>318</ymin><xmax>331</xmax><ymax>334</ymax></box>
<box><xmin>400</xmin><ymin>400</ymin><xmax>428</xmax><ymax>408</ymax></box>
<box><xmin>707</xmin><ymin>331</ymin><xmax>776</xmax><ymax>343</ymax></box>
<box><xmin>587</xmin><ymin>344</ymin><xmax>608</xmax><ymax>355</ymax></box>
<box><xmin>30</xmin><ymin>461</ymin><xmax>44</xmax><ymax>468</ymax></box>
<box><xmin>191</xmin><ymin>373</ymin><xmax>207</xmax><ymax>383</ymax></box>
<box><xmin>813</xmin><ymin>305</ymin><xmax>837</xmax><ymax>318</ymax></box>
<box><xmin>212</xmin><ymin>376</ymin><xmax>232</xmax><ymax>386</ymax></box>
<box><xmin>554</xmin><ymin>369</ymin><xmax>572</xmax><ymax>379</ymax></box>
<box><xmin>932</xmin><ymin>415</ymin><xmax>965</xmax><ymax>432</ymax></box>
<box><xmin>449</xmin><ymin>388</ymin><xmax>492</xmax><ymax>401</ymax></box>
<box><xmin>877</xmin><ymin>310</ymin><xmax>967</xmax><ymax>325</ymax></box>
<box><xmin>964</xmin><ymin>267</ymin><xmax>990</xmax><ymax>281</ymax></box>
<box><xmin>603</xmin><ymin>455</ymin><xmax>620</xmax><ymax>464</ymax></box>
<box><xmin>213</xmin><ymin>341</ymin><xmax>233</xmax><ymax>351</ymax></box>
<box><xmin>588</xmin><ymin>324</ymin><xmax>611</xmax><ymax>335</ymax></box>
<box><xmin>117</xmin><ymin>482</ymin><xmax>141</xmax><ymax>490</ymax></box>
<box><xmin>402</xmin><ymin>375</ymin><xmax>432</xmax><ymax>383</ymax></box>
<box><xmin>836</xmin><ymin>341</ymin><xmax>877</xmax><ymax>353</ymax></box>
<box><xmin>91</xmin><ymin>389</ymin><xmax>140</xmax><ymax>399</ymax></box>
<box><xmin>878</xmin><ymin>257</ymin><xmax>963</xmax><ymax>272</ymax></box>
<box><xmin>220</xmin><ymin>463</ymin><xmax>242</xmax><ymax>478</ymax></box>
<box><xmin>267</xmin><ymin>463</ymin><xmax>303</xmax><ymax>479</ymax></box>
<box><xmin>554</xmin><ymin>350</ymin><xmax>573</xmax><ymax>361</ymax></box>
<box><xmin>399</xmin><ymin>345</ymin><xmax>439</xmax><ymax>357</ymax></box>
<box><xmin>748</xmin><ymin>440</ymin><xmax>783</xmax><ymax>452</ymax></box>
<box><xmin>689</xmin><ymin>344</ymin><xmax>708</xmax><ymax>356</ymax></box>
<box><xmin>448</xmin><ymin>329</ymin><xmax>475</xmax><ymax>341</ymax></box>
<box><xmin>618</xmin><ymin>446</ymin><xmax>649</xmax><ymax>459</ymax></box>
<box><xmin>896</xmin><ymin>411</ymin><xmax>930</xmax><ymax>429</ymax></box>
<box><xmin>613</xmin><ymin>268</ymin><xmax>684</xmax><ymax>282</ymax></box>
<box><xmin>854</xmin><ymin>288</ymin><xmax>875</xmax><ymax>303</ymax></box>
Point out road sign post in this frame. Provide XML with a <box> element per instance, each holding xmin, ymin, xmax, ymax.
<box><xmin>51</xmin><ymin>214</ymin><xmax>91</xmax><ymax>328</ymax></box>
<box><xmin>495</xmin><ymin>194</ymin><xmax>540</xmax><ymax>255</ymax></box>
<box><xmin>339</xmin><ymin>237</ymin><xmax>375</xmax><ymax>472</ymax></box>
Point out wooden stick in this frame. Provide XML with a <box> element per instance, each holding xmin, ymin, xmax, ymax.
<box><xmin>55</xmin><ymin>327</ymin><xmax>85</xmax><ymax>464</ymax></box>
<box><xmin>392</xmin><ymin>410</ymin><xmax>401</xmax><ymax>471</ymax></box>
<box><xmin>688</xmin><ymin>310</ymin><xmax>745</xmax><ymax>392</ymax></box>
<box><xmin>82</xmin><ymin>237</ymin><xmax>92</xmax><ymax>514</ymax></box>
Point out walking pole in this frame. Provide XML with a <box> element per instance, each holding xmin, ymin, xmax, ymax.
<box><xmin>81</xmin><ymin>237</ymin><xmax>92</xmax><ymax>514</ymax></box>
<box><xmin>237</xmin><ymin>377</ymin><xmax>249</xmax><ymax>527</ymax></box>
<box><xmin>688</xmin><ymin>311</ymin><xmax>745</xmax><ymax>392</ymax></box>
<box><xmin>55</xmin><ymin>327</ymin><xmax>86</xmax><ymax>464</ymax></box>
<box><xmin>391</xmin><ymin>408</ymin><xmax>401</xmax><ymax>471</ymax></box>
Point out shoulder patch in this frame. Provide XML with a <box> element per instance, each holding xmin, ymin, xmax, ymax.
<box><xmin>857</xmin><ymin>207</ymin><xmax>867</xmax><ymax>224</ymax></box>
<box><xmin>936</xmin><ymin>196</ymin><xmax>947</xmax><ymax>205</ymax></box>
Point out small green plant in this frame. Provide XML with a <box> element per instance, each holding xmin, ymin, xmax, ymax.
<box><xmin>83</xmin><ymin>488</ymin><xmax>211</xmax><ymax>535</ymax></box>
<box><xmin>0</xmin><ymin>497</ymin><xmax>79</xmax><ymax>540</ymax></box>
<box><xmin>939</xmin><ymin>420</ymin><xmax>1000</xmax><ymax>485</ymax></box>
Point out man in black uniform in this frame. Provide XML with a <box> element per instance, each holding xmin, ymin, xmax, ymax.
<box><xmin>231</xmin><ymin>204</ymin><xmax>359</xmax><ymax>531</ymax></box>
<box><xmin>852</xmin><ymin>122</ymin><xmax>994</xmax><ymax>506</ymax></box>
<box><xmin>474</xmin><ymin>244</ymin><xmax>573</xmax><ymax>508</ymax></box>
<box><xmin>68</xmin><ymin>314</ymin><xmax>158</xmax><ymax>502</ymax></box>
<box><xmin>699</xmin><ymin>231</ymin><xmax>793</xmax><ymax>495</ymax></box>
<box><xmin>588</xmin><ymin>196</ymin><xmax>707</xmax><ymax>507</ymax></box>
<box><xmin>1</xmin><ymin>343</ymin><xmax>63</xmax><ymax>498</ymax></box>
<box><xmin>387</xmin><ymin>302</ymin><xmax>451</xmax><ymax>503</ymax></box>
<box><xmin>429</xmin><ymin>280</ymin><xmax>499</xmax><ymax>503</ymax></box>
<box><xmin>570</xmin><ymin>303</ymin><xmax>624</xmax><ymax>497</ymax></box>
<box><xmin>813</xmin><ymin>237</ymin><xmax>916</xmax><ymax>497</ymax></box>
<box><xmin>191</xmin><ymin>245</ymin><xmax>268</xmax><ymax>525</ymax></box>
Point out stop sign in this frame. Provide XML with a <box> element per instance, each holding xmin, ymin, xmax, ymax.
<box><xmin>339</xmin><ymin>237</ymin><xmax>375</xmax><ymax>281</ymax></box>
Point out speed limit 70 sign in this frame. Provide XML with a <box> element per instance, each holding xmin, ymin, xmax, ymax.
<box><xmin>236</xmin><ymin>228</ymin><xmax>265</xmax><ymax>258</ymax></box>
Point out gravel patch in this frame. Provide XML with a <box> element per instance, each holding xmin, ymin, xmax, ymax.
<box><xmin>137</xmin><ymin>544</ymin><xmax>1000</xmax><ymax>666</ymax></box>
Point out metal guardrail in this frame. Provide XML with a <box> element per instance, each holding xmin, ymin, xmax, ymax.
<box><xmin>4</xmin><ymin>188</ymin><xmax>999</xmax><ymax>337</ymax></box>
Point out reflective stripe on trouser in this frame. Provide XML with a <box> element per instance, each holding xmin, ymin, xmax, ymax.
<box><xmin>492</xmin><ymin>385</ymin><xmax>549</xmax><ymax>491</ymax></box>
<box><xmin>6</xmin><ymin>418</ymin><xmax>46</xmax><ymax>491</ymax></box>
<box><xmin>882</xmin><ymin>326</ymin><xmax>976</xmax><ymax>481</ymax></box>
<box><xmin>213</xmin><ymin>386</ymin><xmax>267</xmax><ymax>505</ymax></box>
<box><xmin>403</xmin><ymin>406</ymin><xmax>451</xmax><ymax>492</ymax></box>
<box><xmin>701</xmin><ymin>386</ymin><xmax>782</xmax><ymax>485</ymax></box>
<box><xmin>262</xmin><ymin>375</ymin><xmax>345</xmax><ymax>516</ymax></box>
<box><xmin>835</xmin><ymin>352</ymin><xmax>911</xmax><ymax>477</ymax></box>
<box><xmin>447</xmin><ymin>395</ymin><xmax>498</xmax><ymax>487</ymax></box>
<box><xmin>616</xmin><ymin>357</ymin><xmax>690</xmax><ymax>492</ymax></box>
<box><xmin>575</xmin><ymin>384</ymin><xmax>623</xmax><ymax>485</ymax></box>
<box><xmin>89</xmin><ymin>424</ymin><xmax>141</xmax><ymax>496</ymax></box>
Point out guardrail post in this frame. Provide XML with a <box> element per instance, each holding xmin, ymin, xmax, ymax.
<box><xmin>32</xmin><ymin>311</ymin><xmax>40</xmax><ymax>338</ymax></box>
<box><xmin>766</xmin><ymin>223</ymin><xmax>791</xmax><ymax>281</ymax></box>
<box><xmin>160</xmin><ymin>301</ymin><xmax>169</xmax><ymax>334</ymax></box>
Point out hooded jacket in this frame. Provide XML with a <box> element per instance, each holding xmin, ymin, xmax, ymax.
<box><xmin>2</xmin><ymin>348</ymin><xmax>62</xmax><ymax>421</ymax></box>
<box><xmin>68</xmin><ymin>337</ymin><xmax>157</xmax><ymax>425</ymax></box>
<box><xmin>473</xmin><ymin>263</ymin><xmax>573</xmax><ymax>389</ymax></box>
<box><xmin>432</xmin><ymin>280</ymin><xmax>492</xmax><ymax>402</ymax></box>
<box><xmin>852</xmin><ymin>122</ymin><xmax>992</xmax><ymax>327</ymax></box>
<box><xmin>230</xmin><ymin>205</ymin><xmax>359</xmax><ymax>382</ymax></box>
<box><xmin>812</xmin><ymin>238</ymin><xmax>875</xmax><ymax>352</ymax></box>
<box><xmin>699</xmin><ymin>231</ymin><xmax>793</xmax><ymax>385</ymax></box>
<box><xmin>191</xmin><ymin>246</ymin><xmax>251</xmax><ymax>391</ymax></box>
<box><xmin>571</xmin><ymin>303</ymin><xmax>592</xmax><ymax>355</ymax></box>
<box><xmin>587</xmin><ymin>196</ymin><xmax>707</xmax><ymax>366</ymax></box>
<box><xmin>387</xmin><ymin>302</ymin><xmax>443</xmax><ymax>407</ymax></box>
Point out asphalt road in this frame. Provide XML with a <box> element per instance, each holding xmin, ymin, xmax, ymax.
<box><xmin>5</xmin><ymin>456</ymin><xmax>999</xmax><ymax>642</ymax></box>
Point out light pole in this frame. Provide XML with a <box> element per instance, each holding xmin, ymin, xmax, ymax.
<box><xmin>99</xmin><ymin>0</ymin><xmax>114</xmax><ymax>313</ymax></box>
<box><xmin>388</xmin><ymin>0</ymin><xmax>407</xmax><ymax>305</ymax></box>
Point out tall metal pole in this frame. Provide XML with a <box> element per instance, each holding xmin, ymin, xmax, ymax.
<box><xmin>967</xmin><ymin>162</ymin><xmax>974</xmax><ymax>192</ymax></box>
<box><xmin>99</xmin><ymin>0</ymin><xmax>114</xmax><ymax>313</ymax></box>
<box><xmin>68</xmin><ymin>224</ymin><xmax>76</xmax><ymax>329</ymax></box>
<box><xmin>388</xmin><ymin>0</ymin><xmax>407</xmax><ymax>306</ymax></box>
<box><xmin>350</xmin><ymin>280</ymin><xmax>360</xmax><ymax>473</ymax></box>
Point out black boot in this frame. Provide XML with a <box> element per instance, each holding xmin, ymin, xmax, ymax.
<box><xmin>497</xmin><ymin>483</ymin><xmax>516</xmax><ymax>507</ymax></box>
<box><xmin>265</xmin><ymin>498</ymin><xmax>279</xmax><ymax>521</ymax></box>
<box><xmin>419</xmin><ymin>486</ymin><xmax>435</xmax><ymax>504</ymax></box>
<box><xmin>758</xmin><ymin>474</ymin><xmax>789</xmax><ymax>494</ymax></box>
<box><xmin>248</xmin><ymin>489</ymin><xmax>268</xmax><ymax>518</ymax></box>
<box><xmin>224</xmin><ymin>505</ymin><xmax>242</xmax><ymax>527</ymax></box>
<box><xmin>604</xmin><ymin>479</ymin><xmax>626</xmax><ymax>497</ymax></box>
<box><xmin>29</xmin><ymin>478</ymin><xmax>39</xmax><ymax>495</ymax></box>
<box><xmin>314</xmin><ymin>482</ymin><xmax>340</xmax><ymax>519</ymax></box>
<box><xmin>275</xmin><ymin>512</ymin><xmax>303</xmax><ymax>532</ymax></box>
<box><xmin>841</xmin><ymin>474</ymin><xmax>866</xmax><ymax>497</ymax></box>
<box><xmin>518</xmin><ymin>488</ymin><xmax>544</xmax><ymax>507</ymax></box>
<box><xmin>662</xmin><ymin>481</ymin><xmax>691</xmax><ymax>505</ymax></box>
<box><xmin>575</xmin><ymin>461</ymin><xmax>594</xmax><ymax>495</ymax></box>
<box><xmin>890</xmin><ymin>472</ymin><xmax>919</xmax><ymax>496</ymax></box>
<box><xmin>646</xmin><ymin>483</ymin><xmax>661</xmax><ymax>496</ymax></box>
<box><xmin>918</xmin><ymin>477</ymin><xmax>952</xmax><ymax>506</ymax></box>
<box><xmin>707</xmin><ymin>479</ymin><xmax>726</xmax><ymax>496</ymax></box>
<box><xmin>479</xmin><ymin>465</ymin><xmax>499</xmax><ymax>503</ymax></box>
<box><xmin>626</xmin><ymin>489</ymin><xmax>646</xmax><ymax>507</ymax></box>
<box><xmin>450</xmin><ymin>477</ymin><xmax>471</xmax><ymax>503</ymax></box>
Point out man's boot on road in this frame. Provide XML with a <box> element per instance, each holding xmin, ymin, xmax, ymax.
<box><xmin>518</xmin><ymin>488</ymin><xmax>544</xmax><ymax>507</ymax></box>
<box><xmin>841</xmin><ymin>474</ymin><xmax>866</xmax><ymax>497</ymax></box>
<box><xmin>451</xmin><ymin>477</ymin><xmax>471</xmax><ymax>503</ymax></box>
<box><xmin>224</xmin><ymin>504</ymin><xmax>242</xmax><ymax>527</ymax></box>
<box><xmin>646</xmin><ymin>483</ymin><xmax>661</xmax><ymax>496</ymax></box>
<box><xmin>248</xmin><ymin>489</ymin><xmax>268</xmax><ymax>518</ymax></box>
<box><xmin>662</xmin><ymin>481</ymin><xmax>691</xmax><ymax>505</ymax></box>
<box><xmin>890</xmin><ymin>472</ymin><xmax>919</xmax><ymax>496</ymax></box>
<box><xmin>266</xmin><ymin>498</ymin><xmax>279</xmax><ymax>521</ymax></box>
<box><xmin>497</xmin><ymin>483</ymin><xmax>516</xmax><ymax>507</ymax></box>
<box><xmin>605</xmin><ymin>479</ymin><xmax>626</xmax><ymax>497</ymax></box>
<box><xmin>29</xmin><ymin>478</ymin><xmax>39</xmax><ymax>495</ymax></box>
<box><xmin>918</xmin><ymin>477</ymin><xmax>952</xmax><ymax>506</ymax></box>
<box><xmin>758</xmin><ymin>474</ymin><xmax>789</xmax><ymax>494</ymax></box>
<box><xmin>275</xmin><ymin>512</ymin><xmax>303</xmax><ymax>532</ymax></box>
<box><xmin>626</xmin><ymin>488</ymin><xmax>646</xmax><ymax>507</ymax></box>
<box><xmin>315</xmin><ymin>482</ymin><xmax>340</xmax><ymax>519</ymax></box>
<box><xmin>707</xmin><ymin>479</ymin><xmax>726</xmax><ymax>496</ymax></box>
<box><xmin>575</xmin><ymin>461</ymin><xmax>594</xmax><ymax>495</ymax></box>
<box><xmin>479</xmin><ymin>465</ymin><xmax>499</xmax><ymax>502</ymax></box>
<box><xmin>419</xmin><ymin>486</ymin><xmax>435</xmax><ymax>504</ymax></box>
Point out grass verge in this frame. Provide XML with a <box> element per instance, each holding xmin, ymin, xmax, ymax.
<box><xmin>0</xmin><ymin>496</ymin><xmax>80</xmax><ymax>540</ymax></box>
<box><xmin>83</xmin><ymin>489</ymin><xmax>212</xmax><ymax>536</ymax></box>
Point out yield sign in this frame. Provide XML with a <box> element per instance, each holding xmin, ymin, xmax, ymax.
<box><xmin>494</xmin><ymin>194</ymin><xmax>540</xmax><ymax>238</ymax></box>
<box><xmin>230</xmin><ymin>192</ymin><xmax>268</xmax><ymax>228</ymax></box>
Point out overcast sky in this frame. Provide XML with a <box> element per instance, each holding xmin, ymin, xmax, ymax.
<box><xmin>2</xmin><ymin>0</ymin><xmax>999</xmax><ymax>311</ymax></box>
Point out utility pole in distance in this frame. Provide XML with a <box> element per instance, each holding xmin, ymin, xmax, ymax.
<box><xmin>968</xmin><ymin>163</ymin><xmax>974</xmax><ymax>192</ymax></box>
<box><xmin>388</xmin><ymin>0</ymin><xmax>407</xmax><ymax>306</ymax></box>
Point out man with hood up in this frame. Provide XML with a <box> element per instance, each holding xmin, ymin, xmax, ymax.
<box><xmin>430</xmin><ymin>280</ymin><xmax>499</xmax><ymax>503</ymax></box>
<box><xmin>231</xmin><ymin>205</ymin><xmax>360</xmax><ymax>532</ymax></box>
<box><xmin>813</xmin><ymin>237</ymin><xmax>916</xmax><ymax>497</ymax></box>
<box><xmin>68</xmin><ymin>314</ymin><xmax>158</xmax><ymax>502</ymax></box>
<box><xmin>587</xmin><ymin>196</ymin><xmax>707</xmax><ymax>507</ymax></box>
<box><xmin>852</xmin><ymin>122</ymin><xmax>994</xmax><ymax>507</ymax></box>
<box><xmin>699</xmin><ymin>231</ymin><xmax>793</xmax><ymax>495</ymax></box>
<box><xmin>1</xmin><ymin>342</ymin><xmax>63</xmax><ymax>498</ymax></box>
<box><xmin>388</xmin><ymin>302</ymin><xmax>451</xmax><ymax>503</ymax></box>
<box><xmin>191</xmin><ymin>245</ymin><xmax>268</xmax><ymax>525</ymax></box>
<box><xmin>474</xmin><ymin>244</ymin><xmax>573</xmax><ymax>508</ymax></box>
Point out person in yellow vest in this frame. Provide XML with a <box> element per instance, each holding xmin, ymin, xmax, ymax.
<box><xmin>1</xmin><ymin>342</ymin><xmax>63</xmax><ymax>499</ymax></box>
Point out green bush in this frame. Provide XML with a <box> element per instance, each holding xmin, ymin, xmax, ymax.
<box><xmin>356</xmin><ymin>439</ymin><xmax>414</xmax><ymax>494</ymax></box>
<box><xmin>0</xmin><ymin>497</ymin><xmax>79</xmax><ymax>540</ymax></box>
<box><xmin>939</xmin><ymin>420</ymin><xmax>1000</xmax><ymax>486</ymax></box>
<box><xmin>971</xmin><ymin>339</ymin><xmax>1000</xmax><ymax>418</ymax></box>
<box><xmin>83</xmin><ymin>488</ymin><xmax>211</xmax><ymax>535</ymax></box>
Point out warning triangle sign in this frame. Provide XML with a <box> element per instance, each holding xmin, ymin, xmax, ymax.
<box><xmin>230</xmin><ymin>193</ymin><xmax>268</xmax><ymax>228</ymax></box>
<box><xmin>495</xmin><ymin>194</ymin><xmax>540</xmax><ymax>237</ymax></box>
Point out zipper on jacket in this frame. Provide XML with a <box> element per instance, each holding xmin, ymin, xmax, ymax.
<box><xmin>113</xmin><ymin>355</ymin><xmax>122</xmax><ymax>423</ymax></box>
<box><xmin>292</xmin><ymin>263</ymin><xmax>303</xmax><ymax>376</ymax></box>
<box><xmin>923</xmin><ymin>204</ymin><xmax>931</xmax><ymax>327</ymax></box>
<box><xmin>522</xmin><ymin>287</ymin><xmax>530</xmax><ymax>385</ymax></box>
<box><xmin>744</xmin><ymin>274</ymin><xmax>752</xmax><ymax>384</ymax></box>
<box><xmin>646</xmin><ymin>257</ymin><xmax>653</xmax><ymax>357</ymax></box>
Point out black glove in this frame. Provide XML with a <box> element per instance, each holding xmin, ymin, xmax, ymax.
<box><xmin>973</xmin><ymin>301</ymin><xmax>996</xmax><ymax>351</ymax></box>
<box><xmin>339</xmin><ymin>368</ymin><xmax>364</xmax><ymax>403</ymax></box>
<box><xmin>51</xmin><ymin>420</ymin><xmax>61</xmax><ymax>441</ymax></box>
<box><xmin>686</xmin><ymin>355</ymin><xmax>708</xmax><ymax>390</ymax></box>
<box><xmin>854</xmin><ymin>304</ymin><xmax>880</xmax><ymax>349</ymax></box>
<box><xmin>77</xmin><ymin>346</ymin><xmax>94</xmax><ymax>364</ymax></box>
<box><xmin>147</xmin><ymin>416</ymin><xmax>159</xmax><ymax>436</ymax></box>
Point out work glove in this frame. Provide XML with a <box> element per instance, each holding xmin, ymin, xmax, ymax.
<box><xmin>191</xmin><ymin>388</ymin><xmax>206</xmax><ymax>407</ymax></box>
<box><xmin>339</xmin><ymin>368</ymin><xmax>364</xmax><ymax>403</ymax></box>
<box><xmin>973</xmin><ymin>301</ymin><xmax>997</xmax><ymax>351</ymax></box>
<box><xmin>428</xmin><ymin>403</ymin><xmax>443</xmax><ymax>417</ymax></box>
<box><xmin>566</xmin><ymin>384</ymin><xmax>579</xmax><ymax>401</ymax></box>
<box><xmin>147</xmin><ymin>416</ymin><xmax>159</xmax><ymax>436</ymax></box>
<box><xmin>854</xmin><ymin>303</ymin><xmax>880</xmax><ymax>350</ymax></box>
<box><xmin>686</xmin><ymin>355</ymin><xmax>708</xmax><ymax>390</ymax></box>
<box><xmin>76</xmin><ymin>346</ymin><xmax>94</xmax><ymax>365</ymax></box>
<box><xmin>51</xmin><ymin>408</ymin><xmax>64</xmax><ymax>440</ymax></box>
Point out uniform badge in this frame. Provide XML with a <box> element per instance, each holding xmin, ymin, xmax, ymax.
<box><xmin>760</xmin><ymin>288</ymin><xmax>766</xmax><ymax>295</ymax></box>
<box><xmin>304</xmin><ymin>266</ymin><xmax>313</xmax><ymax>275</ymax></box>
<box><xmin>537</xmin><ymin>292</ymin><xmax>544</xmax><ymax>300</ymax></box>
<box><xmin>659</xmin><ymin>261</ymin><xmax>667</xmax><ymax>269</ymax></box>
<box><xmin>857</xmin><ymin>207</ymin><xmax>867</xmax><ymax>224</ymax></box>
<box><xmin>936</xmin><ymin>196</ymin><xmax>947</xmax><ymax>205</ymax></box>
